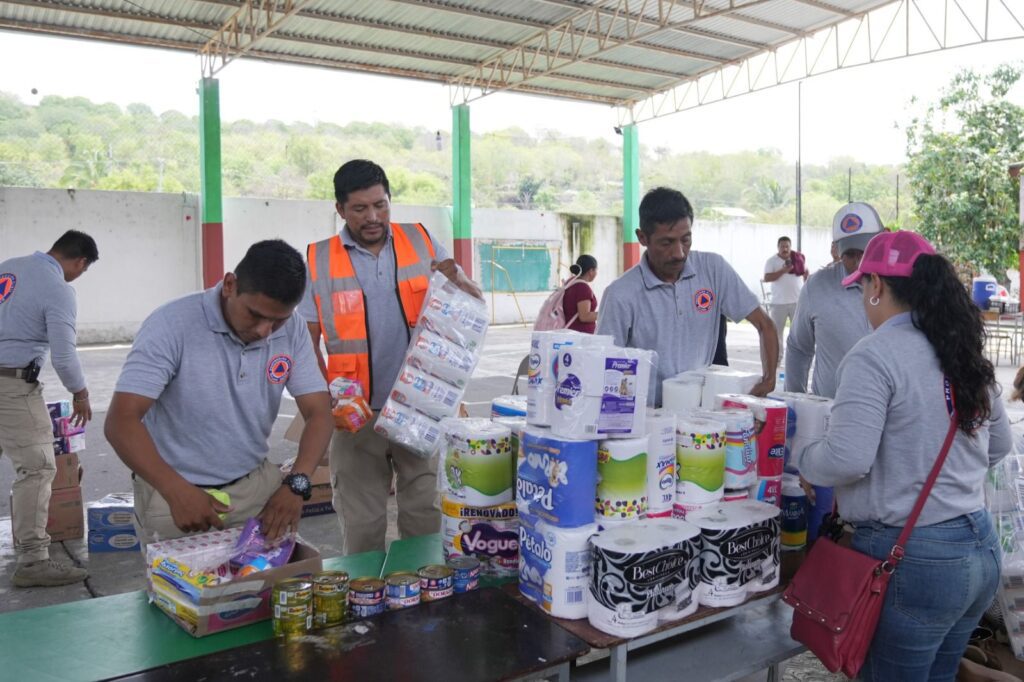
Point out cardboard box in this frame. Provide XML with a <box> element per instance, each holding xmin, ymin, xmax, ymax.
<box><xmin>87</xmin><ymin>492</ymin><xmax>135</xmax><ymax>528</ymax></box>
<box><xmin>52</xmin><ymin>452</ymin><xmax>82</xmax><ymax>490</ymax></box>
<box><xmin>147</xmin><ymin>535</ymin><xmax>322</xmax><ymax>637</ymax></box>
<box><xmin>11</xmin><ymin>485</ymin><xmax>86</xmax><ymax>542</ymax></box>
<box><xmin>88</xmin><ymin>526</ymin><xmax>140</xmax><ymax>552</ymax></box>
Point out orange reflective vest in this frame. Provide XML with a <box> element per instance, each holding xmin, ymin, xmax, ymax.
<box><xmin>307</xmin><ymin>223</ymin><xmax>436</xmax><ymax>402</ymax></box>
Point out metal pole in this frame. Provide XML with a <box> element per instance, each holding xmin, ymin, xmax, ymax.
<box><xmin>199</xmin><ymin>77</ymin><xmax>223</xmax><ymax>288</ymax></box>
<box><xmin>796</xmin><ymin>81</ymin><xmax>802</xmax><ymax>252</ymax></box>
<box><xmin>451</xmin><ymin>104</ymin><xmax>473</xmax><ymax>278</ymax></box>
<box><xmin>622</xmin><ymin>124</ymin><xmax>641</xmax><ymax>271</ymax></box>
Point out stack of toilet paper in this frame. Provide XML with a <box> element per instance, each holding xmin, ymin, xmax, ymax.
<box><xmin>687</xmin><ymin>501</ymin><xmax>781</xmax><ymax>608</ymax></box>
<box><xmin>673</xmin><ymin>416</ymin><xmax>727</xmax><ymax>521</ymax></box>
<box><xmin>767</xmin><ymin>391</ymin><xmax>833</xmax><ymax>474</ymax></box>
<box><xmin>441</xmin><ymin>496</ymin><xmax>519</xmax><ymax>577</ymax></box>
<box><xmin>550</xmin><ymin>344</ymin><xmax>653</xmax><ymax>440</ymax></box>
<box><xmin>595</xmin><ymin>436</ymin><xmax>649</xmax><ymax>528</ymax></box>
<box><xmin>667</xmin><ymin>366</ymin><xmax>761</xmax><ymax>410</ymax></box>
<box><xmin>714</xmin><ymin>395</ymin><xmax>788</xmax><ymax>506</ymax></box>
<box><xmin>376</xmin><ymin>272</ymin><xmax>489</xmax><ymax>458</ymax></box>
<box><xmin>517</xmin><ymin>429</ymin><xmax>598</xmax><ymax>528</ymax></box>
<box><xmin>588</xmin><ymin>518</ymin><xmax>702</xmax><ymax>636</ymax></box>
<box><xmin>661</xmin><ymin>374</ymin><xmax>703</xmax><ymax>414</ymax></box>
<box><xmin>518</xmin><ymin>511</ymin><xmax>596</xmax><ymax>619</ymax></box>
<box><xmin>491</xmin><ymin>394</ymin><xmax>528</xmax><ymax>418</ymax></box>
<box><xmin>492</xmin><ymin>416</ymin><xmax>528</xmax><ymax>472</ymax></box>
<box><xmin>439</xmin><ymin>418</ymin><xmax>515</xmax><ymax>506</ymax></box>
<box><xmin>527</xmin><ymin>330</ymin><xmax>612</xmax><ymax>427</ymax></box>
<box><xmin>694</xmin><ymin>408</ymin><xmax>756</xmax><ymax>490</ymax></box>
<box><xmin>645</xmin><ymin>410</ymin><xmax>677</xmax><ymax>519</ymax></box>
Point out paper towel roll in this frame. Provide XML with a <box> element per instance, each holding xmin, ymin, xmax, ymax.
<box><xmin>375</xmin><ymin>400</ymin><xmax>444</xmax><ymax>458</ymax></box>
<box><xmin>723</xmin><ymin>489</ymin><xmax>749</xmax><ymax>502</ymax></box>
<box><xmin>700</xmin><ymin>367</ymin><xmax>760</xmax><ymax>406</ymax></box>
<box><xmin>750</xmin><ymin>476</ymin><xmax>782</xmax><ymax>507</ymax></box>
<box><xmin>672</xmin><ymin>500</ymin><xmax>719</xmax><ymax>520</ymax></box>
<box><xmin>688</xmin><ymin>501</ymin><xmax>781</xmax><ymax>607</ymax></box>
<box><xmin>675</xmin><ymin>416</ymin><xmax>727</xmax><ymax>504</ymax></box>
<box><xmin>493</xmin><ymin>416</ymin><xmax>528</xmax><ymax>470</ymax></box>
<box><xmin>550</xmin><ymin>345</ymin><xmax>652</xmax><ymax>440</ymax></box>
<box><xmin>715</xmin><ymin>395</ymin><xmax>789</xmax><ymax>478</ymax></box>
<box><xmin>390</xmin><ymin>364</ymin><xmax>462</xmax><ymax>421</ymax></box>
<box><xmin>646</xmin><ymin>410</ymin><xmax>677</xmax><ymax>515</ymax></box>
<box><xmin>696</xmin><ymin>408</ymin><xmax>756</xmax><ymax>489</ymax></box>
<box><xmin>441</xmin><ymin>496</ymin><xmax>520</xmax><ymax>577</ymax></box>
<box><xmin>440</xmin><ymin>418</ymin><xmax>515</xmax><ymax>506</ymax></box>
<box><xmin>661</xmin><ymin>376</ymin><xmax>703</xmax><ymax>414</ymax></box>
<box><xmin>596</xmin><ymin>437</ymin><xmax>649</xmax><ymax>522</ymax></box>
<box><xmin>408</xmin><ymin>328</ymin><xmax>478</xmax><ymax>388</ymax></box>
<box><xmin>589</xmin><ymin>519</ymin><xmax>701</xmax><ymax>637</ymax></box>
<box><xmin>491</xmin><ymin>394</ymin><xmax>528</xmax><ymax>419</ymax></box>
<box><xmin>519</xmin><ymin>511</ymin><xmax>595</xmax><ymax>619</ymax></box>
<box><xmin>518</xmin><ymin>429</ymin><xmax>598</xmax><ymax>528</ymax></box>
<box><xmin>767</xmin><ymin>392</ymin><xmax>833</xmax><ymax>473</ymax></box>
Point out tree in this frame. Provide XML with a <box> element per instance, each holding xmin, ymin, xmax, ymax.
<box><xmin>905</xmin><ymin>64</ymin><xmax>1024</xmax><ymax>277</ymax></box>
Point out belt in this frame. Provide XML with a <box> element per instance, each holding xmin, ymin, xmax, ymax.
<box><xmin>0</xmin><ymin>367</ymin><xmax>31</xmax><ymax>379</ymax></box>
<box><xmin>131</xmin><ymin>472</ymin><xmax>246</xmax><ymax>489</ymax></box>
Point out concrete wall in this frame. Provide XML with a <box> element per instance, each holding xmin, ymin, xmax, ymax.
<box><xmin>1</xmin><ymin>187</ymin><xmax>832</xmax><ymax>338</ymax></box>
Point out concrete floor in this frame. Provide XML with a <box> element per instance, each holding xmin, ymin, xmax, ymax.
<box><xmin>3</xmin><ymin>321</ymin><xmax>1023</xmax><ymax>681</ymax></box>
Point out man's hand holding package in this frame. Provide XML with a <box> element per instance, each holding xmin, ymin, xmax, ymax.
<box><xmin>258</xmin><ymin>485</ymin><xmax>303</xmax><ymax>540</ymax></box>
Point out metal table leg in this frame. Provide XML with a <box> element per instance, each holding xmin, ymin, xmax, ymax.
<box><xmin>610</xmin><ymin>643</ymin><xmax>628</xmax><ymax>682</ymax></box>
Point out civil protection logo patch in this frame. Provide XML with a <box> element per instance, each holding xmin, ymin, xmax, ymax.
<box><xmin>0</xmin><ymin>273</ymin><xmax>16</xmax><ymax>304</ymax></box>
<box><xmin>839</xmin><ymin>214</ymin><xmax>863</xmax><ymax>234</ymax></box>
<box><xmin>694</xmin><ymin>288</ymin><xmax>715</xmax><ymax>313</ymax></box>
<box><xmin>266</xmin><ymin>354</ymin><xmax>293</xmax><ymax>384</ymax></box>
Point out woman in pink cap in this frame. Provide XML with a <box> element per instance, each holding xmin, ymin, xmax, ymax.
<box><xmin>793</xmin><ymin>231</ymin><xmax>1012</xmax><ymax>681</ymax></box>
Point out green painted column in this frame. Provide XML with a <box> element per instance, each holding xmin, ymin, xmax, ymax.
<box><xmin>199</xmin><ymin>77</ymin><xmax>224</xmax><ymax>288</ymax></box>
<box><xmin>451</xmin><ymin>104</ymin><xmax>473</xmax><ymax>278</ymax></box>
<box><xmin>622</xmin><ymin>123</ymin><xmax>640</xmax><ymax>271</ymax></box>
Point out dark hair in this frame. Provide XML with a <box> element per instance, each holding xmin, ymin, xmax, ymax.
<box><xmin>778</xmin><ymin>236</ymin><xmax>791</xmax><ymax>246</ymax></box>
<box><xmin>234</xmin><ymin>240</ymin><xmax>306</xmax><ymax>306</ymax></box>
<box><xmin>1013</xmin><ymin>365</ymin><xmax>1024</xmax><ymax>402</ymax></box>
<box><xmin>334</xmin><ymin>159</ymin><xmax>390</xmax><ymax>205</ymax></box>
<box><xmin>638</xmin><ymin>187</ymin><xmax>694</xmax><ymax>237</ymax></box>
<box><xmin>883</xmin><ymin>254</ymin><xmax>994</xmax><ymax>433</ymax></box>
<box><xmin>569</xmin><ymin>254</ymin><xmax>598</xmax><ymax>277</ymax></box>
<box><xmin>50</xmin><ymin>230</ymin><xmax>99</xmax><ymax>263</ymax></box>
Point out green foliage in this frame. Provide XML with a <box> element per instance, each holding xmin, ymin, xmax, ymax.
<box><xmin>905</xmin><ymin>64</ymin><xmax>1024</xmax><ymax>276</ymax></box>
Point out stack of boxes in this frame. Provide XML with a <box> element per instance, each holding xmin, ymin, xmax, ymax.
<box><xmin>87</xmin><ymin>493</ymin><xmax>139</xmax><ymax>552</ymax></box>
<box><xmin>38</xmin><ymin>400</ymin><xmax>84</xmax><ymax>540</ymax></box>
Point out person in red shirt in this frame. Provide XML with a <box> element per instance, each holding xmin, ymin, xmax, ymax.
<box><xmin>563</xmin><ymin>255</ymin><xmax>599</xmax><ymax>333</ymax></box>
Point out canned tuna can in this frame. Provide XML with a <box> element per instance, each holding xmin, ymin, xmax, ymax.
<box><xmin>447</xmin><ymin>556</ymin><xmax>480</xmax><ymax>593</ymax></box>
<box><xmin>313</xmin><ymin>571</ymin><xmax>350</xmax><ymax>628</ymax></box>
<box><xmin>349</xmin><ymin>577</ymin><xmax>386</xmax><ymax>618</ymax></box>
<box><xmin>385</xmin><ymin>571</ymin><xmax>421</xmax><ymax>610</ymax></box>
<box><xmin>273</xmin><ymin>578</ymin><xmax>313</xmax><ymax>607</ymax></box>
<box><xmin>418</xmin><ymin>564</ymin><xmax>454</xmax><ymax>602</ymax></box>
<box><xmin>273</xmin><ymin>602</ymin><xmax>313</xmax><ymax>637</ymax></box>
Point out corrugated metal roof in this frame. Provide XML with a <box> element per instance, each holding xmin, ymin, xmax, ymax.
<box><xmin>0</xmin><ymin>0</ymin><xmax>903</xmax><ymax>106</ymax></box>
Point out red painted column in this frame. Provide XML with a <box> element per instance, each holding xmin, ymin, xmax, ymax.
<box><xmin>203</xmin><ymin>222</ymin><xmax>224</xmax><ymax>288</ymax></box>
<box><xmin>623</xmin><ymin>242</ymin><xmax>641</xmax><ymax>271</ymax></box>
<box><xmin>454</xmin><ymin>237</ymin><xmax>474</xmax><ymax>279</ymax></box>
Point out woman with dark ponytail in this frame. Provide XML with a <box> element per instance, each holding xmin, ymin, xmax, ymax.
<box><xmin>564</xmin><ymin>255</ymin><xmax>599</xmax><ymax>333</ymax></box>
<box><xmin>794</xmin><ymin>231</ymin><xmax>1012</xmax><ymax>681</ymax></box>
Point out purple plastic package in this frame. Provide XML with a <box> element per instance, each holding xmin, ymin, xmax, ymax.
<box><xmin>229</xmin><ymin>517</ymin><xmax>296</xmax><ymax>574</ymax></box>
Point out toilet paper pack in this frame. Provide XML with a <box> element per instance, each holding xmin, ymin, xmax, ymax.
<box><xmin>767</xmin><ymin>392</ymin><xmax>832</xmax><ymax>474</ymax></box>
<box><xmin>661</xmin><ymin>375</ymin><xmax>703</xmax><ymax>414</ymax></box>
<box><xmin>441</xmin><ymin>496</ymin><xmax>520</xmax><ymax>577</ymax></box>
<box><xmin>390</xmin><ymin>364</ymin><xmax>462</xmax><ymax>421</ymax></box>
<box><xmin>596</xmin><ymin>437</ymin><xmax>649</xmax><ymax>522</ymax></box>
<box><xmin>519</xmin><ymin>510</ymin><xmax>595</xmax><ymax>620</ymax></box>
<box><xmin>646</xmin><ymin>410</ymin><xmax>677</xmax><ymax>516</ymax></box>
<box><xmin>715</xmin><ymin>394</ymin><xmax>788</xmax><ymax>478</ymax></box>
<box><xmin>695</xmin><ymin>408</ymin><xmax>756</xmax><ymax>489</ymax></box>
<box><xmin>675</xmin><ymin>416</ymin><xmax>727</xmax><ymax>504</ymax></box>
<box><xmin>420</xmin><ymin>281</ymin><xmax>489</xmax><ymax>351</ymax></box>
<box><xmin>527</xmin><ymin>331</ymin><xmax>613</xmax><ymax>426</ymax></box>
<box><xmin>407</xmin><ymin>328</ymin><xmax>478</xmax><ymax>389</ymax></box>
<box><xmin>518</xmin><ymin>429</ymin><xmax>598</xmax><ymax>528</ymax></box>
<box><xmin>439</xmin><ymin>418</ymin><xmax>515</xmax><ymax>506</ymax></box>
<box><xmin>375</xmin><ymin>401</ymin><xmax>444</xmax><ymax>458</ymax></box>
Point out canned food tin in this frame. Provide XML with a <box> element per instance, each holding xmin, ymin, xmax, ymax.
<box><xmin>447</xmin><ymin>556</ymin><xmax>480</xmax><ymax>593</ymax></box>
<box><xmin>349</xmin><ymin>577</ymin><xmax>386</xmax><ymax>618</ymax></box>
<box><xmin>273</xmin><ymin>579</ymin><xmax>313</xmax><ymax>606</ymax></box>
<box><xmin>385</xmin><ymin>571</ymin><xmax>421</xmax><ymax>610</ymax></box>
<box><xmin>273</xmin><ymin>602</ymin><xmax>313</xmax><ymax>637</ymax></box>
<box><xmin>313</xmin><ymin>571</ymin><xmax>350</xmax><ymax>627</ymax></box>
<box><xmin>418</xmin><ymin>564</ymin><xmax>454</xmax><ymax>602</ymax></box>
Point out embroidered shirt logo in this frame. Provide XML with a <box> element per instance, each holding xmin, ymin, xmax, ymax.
<box><xmin>266</xmin><ymin>354</ymin><xmax>293</xmax><ymax>384</ymax></box>
<box><xmin>694</xmin><ymin>288</ymin><xmax>715</xmax><ymax>313</ymax></box>
<box><xmin>0</xmin><ymin>273</ymin><xmax>16</xmax><ymax>304</ymax></box>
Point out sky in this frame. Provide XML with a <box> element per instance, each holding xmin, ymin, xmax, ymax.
<box><xmin>1</xmin><ymin>29</ymin><xmax>1023</xmax><ymax>166</ymax></box>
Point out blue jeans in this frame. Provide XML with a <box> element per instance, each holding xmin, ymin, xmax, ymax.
<box><xmin>851</xmin><ymin>510</ymin><xmax>1000</xmax><ymax>681</ymax></box>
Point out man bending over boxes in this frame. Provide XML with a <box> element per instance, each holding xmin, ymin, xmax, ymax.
<box><xmin>106</xmin><ymin>240</ymin><xmax>333</xmax><ymax>546</ymax></box>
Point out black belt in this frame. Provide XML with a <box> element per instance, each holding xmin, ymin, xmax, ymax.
<box><xmin>0</xmin><ymin>367</ymin><xmax>31</xmax><ymax>379</ymax></box>
<box><xmin>131</xmin><ymin>472</ymin><xmax>246</xmax><ymax>489</ymax></box>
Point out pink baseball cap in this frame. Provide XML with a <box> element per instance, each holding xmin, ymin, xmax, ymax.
<box><xmin>841</xmin><ymin>230</ymin><xmax>936</xmax><ymax>287</ymax></box>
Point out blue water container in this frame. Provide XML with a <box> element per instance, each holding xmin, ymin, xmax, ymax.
<box><xmin>972</xmin><ymin>276</ymin><xmax>998</xmax><ymax>309</ymax></box>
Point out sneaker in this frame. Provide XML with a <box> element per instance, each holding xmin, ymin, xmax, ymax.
<box><xmin>12</xmin><ymin>559</ymin><xmax>88</xmax><ymax>587</ymax></box>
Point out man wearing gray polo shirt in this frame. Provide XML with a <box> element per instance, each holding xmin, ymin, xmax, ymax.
<box><xmin>784</xmin><ymin>202</ymin><xmax>879</xmax><ymax>398</ymax></box>
<box><xmin>106</xmin><ymin>240</ymin><xmax>333</xmax><ymax>544</ymax></box>
<box><xmin>0</xmin><ymin>230</ymin><xmax>97</xmax><ymax>587</ymax></box>
<box><xmin>301</xmin><ymin>159</ymin><xmax>482</xmax><ymax>554</ymax></box>
<box><xmin>598</xmin><ymin>187</ymin><xmax>778</xmax><ymax>405</ymax></box>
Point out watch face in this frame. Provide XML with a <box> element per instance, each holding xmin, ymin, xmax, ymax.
<box><xmin>288</xmin><ymin>474</ymin><xmax>312</xmax><ymax>500</ymax></box>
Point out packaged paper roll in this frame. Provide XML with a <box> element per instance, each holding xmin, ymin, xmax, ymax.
<box><xmin>491</xmin><ymin>394</ymin><xmax>527</xmax><ymax>418</ymax></box>
<box><xmin>421</xmin><ymin>283</ymin><xmax>489</xmax><ymax>351</ymax></box>
<box><xmin>596</xmin><ymin>437</ymin><xmax>649</xmax><ymax>521</ymax></box>
<box><xmin>527</xmin><ymin>331</ymin><xmax>613</xmax><ymax>426</ymax></box>
<box><xmin>661</xmin><ymin>375</ymin><xmax>703</xmax><ymax>414</ymax></box>
<box><xmin>594</xmin><ymin>515</ymin><xmax>642</xmax><ymax>532</ymax></box>
<box><xmin>439</xmin><ymin>418</ymin><xmax>515</xmax><ymax>506</ymax></box>
<box><xmin>672</xmin><ymin>500</ymin><xmax>718</xmax><ymax>520</ymax></box>
<box><xmin>390</xmin><ymin>364</ymin><xmax>462</xmax><ymax>420</ymax></box>
<box><xmin>688</xmin><ymin>501</ymin><xmax>781</xmax><ymax>607</ymax></box>
<box><xmin>675</xmin><ymin>416</ymin><xmax>727</xmax><ymax>504</ymax></box>
<box><xmin>493</xmin><ymin>416</ymin><xmax>528</xmax><ymax>469</ymax></box>
<box><xmin>518</xmin><ymin>429</ymin><xmax>598</xmax><ymax>528</ymax></box>
<box><xmin>646</xmin><ymin>509</ymin><xmax>672</xmax><ymax>519</ymax></box>
<box><xmin>768</xmin><ymin>391</ymin><xmax>833</xmax><ymax>474</ymax></box>
<box><xmin>750</xmin><ymin>476</ymin><xmax>782</xmax><ymax>507</ymax></box>
<box><xmin>696</xmin><ymin>408</ymin><xmax>756</xmax><ymax>489</ymax></box>
<box><xmin>722</xmin><ymin>489</ymin><xmax>749</xmax><ymax>503</ymax></box>
<box><xmin>375</xmin><ymin>400</ymin><xmax>443</xmax><ymax>458</ymax></box>
<box><xmin>700</xmin><ymin>367</ymin><xmax>760</xmax><ymax>406</ymax></box>
<box><xmin>408</xmin><ymin>328</ymin><xmax>478</xmax><ymax>389</ymax></box>
<box><xmin>441</xmin><ymin>496</ymin><xmax>519</xmax><ymax>577</ymax></box>
<box><xmin>646</xmin><ymin>410</ymin><xmax>677</xmax><ymax>516</ymax></box>
<box><xmin>650</xmin><ymin>519</ymin><xmax>703</xmax><ymax>623</ymax></box>
<box><xmin>589</xmin><ymin>519</ymin><xmax>701</xmax><ymax>636</ymax></box>
<box><xmin>715</xmin><ymin>395</ymin><xmax>788</xmax><ymax>478</ymax></box>
<box><xmin>780</xmin><ymin>474</ymin><xmax>808</xmax><ymax>551</ymax></box>
<box><xmin>519</xmin><ymin>511</ymin><xmax>596</xmax><ymax>619</ymax></box>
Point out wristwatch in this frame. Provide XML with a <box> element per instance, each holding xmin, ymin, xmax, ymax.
<box><xmin>283</xmin><ymin>473</ymin><xmax>312</xmax><ymax>501</ymax></box>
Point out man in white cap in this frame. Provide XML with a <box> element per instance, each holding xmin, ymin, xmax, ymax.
<box><xmin>784</xmin><ymin>203</ymin><xmax>882</xmax><ymax>398</ymax></box>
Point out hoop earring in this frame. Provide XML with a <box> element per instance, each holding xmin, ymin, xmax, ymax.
<box><xmin>869</xmin><ymin>296</ymin><xmax>880</xmax><ymax>307</ymax></box>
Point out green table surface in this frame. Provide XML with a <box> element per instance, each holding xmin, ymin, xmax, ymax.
<box><xmin>0</xmin><ymin>550</ymin><xmax>385</xmax><ymax>682</ymax></box>
<box><xmin>382</xmin><ymin>533</ymin><xmax>515</xmax><ymax>589</ymax></box>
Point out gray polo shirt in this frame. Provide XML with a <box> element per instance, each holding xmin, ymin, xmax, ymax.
<box><xmin>784</xmin><ymin>262</ymin><xmax>871</xmax><ymax>398</ymax></box>
<box><xmin>794</xmin><ymin>312</ymin><xmax>1012</xmax><ymax>526</ymax></box>
<box><xmin>597</xmin><ymin>251</ymin><xmax>760</xmax><ymax>405</ymax></box>
<box><xmin>0</xmin><ymin>252</ymin><xmax>86</xmax><ymax>393</ymax></box>
<box><xmin>299</xmin><ymin>225</ymin><xmax>449</xmax><ymax>409</ymax></box>
<box><xmin>116</xmin><ymin>284</ymin><xmax>327</xmax><ymax>486</ymax></box>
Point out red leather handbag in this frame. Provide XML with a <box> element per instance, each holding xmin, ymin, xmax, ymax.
<box><xmin>782</xmin><ymin>414</ymin><xmax>959</xmax><ymax>678</ymax></box>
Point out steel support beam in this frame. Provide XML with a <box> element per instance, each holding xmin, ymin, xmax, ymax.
<box><xmin>199</xmin><ymin>0</ymin><xmax>313</xmax><ymax>76</ymax></box>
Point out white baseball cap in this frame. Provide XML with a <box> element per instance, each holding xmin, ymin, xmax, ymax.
<box><xmin>832</xmin><ymin>202</ymin><xmax>884</xmax><ymax>256</ymax></box>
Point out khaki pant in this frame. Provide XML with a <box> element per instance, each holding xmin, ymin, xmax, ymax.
<box><xmin>330</xmin><ymin>415</ymin><xmax>440</xmax><ymax>555</ymax></box>
<box><xmin>771</xmin><ymin>302</ymin><xmax>798</xmax><ymax>361</ymax></box>
<box><xmin>0</xmin><ymin>376</ymin><xmax>56</xmax><ymax>565</ymax></box>
<box><xmin>132</xmin><ymin>458</ymin><xmax>283</xmax><ymax>548</ymax></box>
